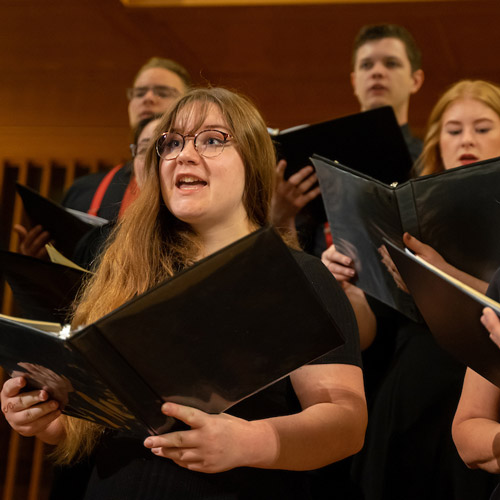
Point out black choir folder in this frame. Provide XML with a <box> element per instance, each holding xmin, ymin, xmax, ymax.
<box><xmin>0</xmin><ymin>227</ymin><xmax>345</xmax><ymax>436</ymax></box>
<box><xmin>0</xmin><ymin>250</ymin><xmax>86</xmax><ymax>323</ymax></box>
<box><xmin>312</xmin><ymin>154</ymin><xmax>500</xmax><ymax>321</ymax></box>
<box><xmin>16</xmin><ymin>183</ymin><xmax>107</xmax><ymax>258</ymax></box>
<box><xmin>271</xmin><ymin>106</ymin><xmax>412</xmax><ymax>223</ymax></box>
<box><xmin>385</xmin><ymin>240</ymin><xmax>500</xmax><ymax>388</ymax></box>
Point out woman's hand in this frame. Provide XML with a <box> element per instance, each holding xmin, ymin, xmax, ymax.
<box><xmin>321</xmin><ymin>244</ymin><xmax>356</xmax><ymax>287</ymax></box>
<box><xmin>270</xmin><ymin>160</ymin><xmax>321</xmax><ymax>230</ymax></box>
<box><xmin>378</xmin><ymin>244</ymin><xmax>409</xmax><ymax>294</ymax></box>
<box><xmin>481</xmin><ymin>307</ymin><xmax>500</xmax><ymax>348</ymax></box>
<box><xmin>13</xmin><ymin>224</ymin><xmax>51</xmax><ymax>259</ymax></box>
<box><xmin>403</xmin><ymin>232</ymin><xmax>447</xmax><ymax>268</ymax></box>
<box><xmin>144</xmin><ymin>403</ymin><xmax>277</xmax><ymax>473</ymax></box>
<box><xmin>404</xmin><ymin>232</ymin><xmax>488</xmax><ymax>294</ymax></box>
<box><xmin>1</xmin><ymin>376</ymin><xmax>62</xmax><ymax>442</ymax></box>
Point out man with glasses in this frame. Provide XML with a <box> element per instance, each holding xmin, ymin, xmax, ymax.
<box><xmin>62</xmin><ymin>57</ymin><xmax>191</xmax><ymax>219</ymax></box>
<box><xmin>15</xmin><ymin>57</ymin><xmax>191</xmax><ymax>257</ymax></box>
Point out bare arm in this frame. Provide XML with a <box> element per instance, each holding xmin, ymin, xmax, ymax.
<box><xmin>144</xmin><ymin>364</ymin><xmax>367</xmax><ymax>473</ymax></box>
<box><xmin>481</xmin><ymin>308</ymin><xmax>500</xmax><ymax>349</ymax></box>
<box><xmin>321</xmin><ymin>244</ymin><xmax>376</xmax><ymax>350</ymax></box>
<box><xmin>452</xmin><ymin>368</ymin><xmax>500</xmax><ymax>473</ymax></box>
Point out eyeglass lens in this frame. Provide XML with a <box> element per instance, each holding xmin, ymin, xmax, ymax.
<box><xmin>127</xmin><ymin>86</ymin><xmax>180</xmax><ymax>100</ymax></box>
<box><xmin>157</xmin><ymin>130</ymin><xmax>229</xmax><ymax>160</ymax></box>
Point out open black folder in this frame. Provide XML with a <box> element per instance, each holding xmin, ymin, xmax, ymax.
<box><xmin>0</xmin><ymin>250</ymin><xmax>86</xmax><ymax>323</ymax></box>
<box><xmin>385</xmin><ymin>240</ymin><xmax>500</xmax><ymax>388</ymax></box>
<box><xmin>272</xmin><ymin>106</ymin><xmax>413</xmax><ymax>223</ymax></box>
<box><xmin>16</xmin><ymin>183</ymin><xmax>107</xmax><ymax>258</ymax></box>
<box><xmin>0</xmin><ymin>227</ymin><xmax>345</xmax><ymax>436</ymax></box>
<box><xmin>313</xmin><ymin>154</ymin><xmax>500</xmax><ymax>321</ymax></box>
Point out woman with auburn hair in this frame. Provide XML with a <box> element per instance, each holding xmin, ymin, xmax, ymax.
<box><xmin>0</xmin><ymin>87</ymin><xmax>366</xmax><ymax>499</ymax></box>
<box><xmin>415</xmin><ymin>79</ymin><xmax>500</xmax><ymax>177</ymax></box>
<box><xmin>323</xmin><ymin>79</ymin><xmax>500</xmax><ymax>500</ymax></box>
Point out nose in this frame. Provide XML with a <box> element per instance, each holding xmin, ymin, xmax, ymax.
<box><xmin>176</xmin><ymin>137</ymin><xmax>199</xmax><ymax>163</ymax></box>
<box><xmin>370</xmin><ymin>61</ymin><xmax>386</xmax><ymax>78</ymax></box>
<box><xmin>141</xmin><ymin>88</ymin><xmax>157</xmax><ymax>102</ymax></box>
<box><xmin>461</xmin><ymin>126</ymin><xmax>475</xmax><ymax>147</ymax></box>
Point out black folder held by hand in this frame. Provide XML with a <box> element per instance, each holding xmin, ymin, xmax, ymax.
<box><xmin>385</xmin><ymin>240</ymin><xmax>500</xmax><ymax>388</ymax></box>
<box><xmin>0</xmin><ymin>227</ymin><xmax>345</xmax><ymax>436</ymax></box>
<box><xmin>0</xmin><ymin>250</ymin><xmax>86</xmax><ymax>323</ymax></box>
<box><xmin>313</xmin><ymin>154</ymin><xmax>500</xmax><ymax>320</ymax></box>
<box><xmin>16</xmin><ymin>183</ymin><xmax>107</xmax><ymax>258</ymax></box>
<box><xmin>272</xmin><ymin>106</ymin><xmax>413</xmax><ymax>223</ymax></box>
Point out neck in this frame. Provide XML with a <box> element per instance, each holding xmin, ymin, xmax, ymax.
<box><xmin>393</xmin><ymin>102</ymin><xmax>409</xmax><ymax>127</ymax></box>
<box><xmin>195</xmin><ymin>218</ymin><xmax>257</xmax><ymax>259</ymax></box>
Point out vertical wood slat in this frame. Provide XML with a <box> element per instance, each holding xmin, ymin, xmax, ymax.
<box><xmin>2</xmin><ymin>159</ymin><xmax>31</xmax><ymax>500</ymax></box>
<box><xmin>2</xmin><ymin>432</ymin><xmax>20</xmax><ymax>500</ymax></box>
<box><xmin>27</xmin><ymin>440</ymin><xmax>44</xmax><ymax>500</ymax></box>
<box><xmin>2</xmin><ymin>160</ymin><xmax>29</xmax><ymax>333</ymax></box>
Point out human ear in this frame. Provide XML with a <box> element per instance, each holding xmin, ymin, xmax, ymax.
<box><xmin>350</xmin><ymin>71</ymin><xmax>358</xmax><ymax>97</ymax></box>
<box><xmin>410</xmin><ymin>69</ymin><xmax>425</xmax><ymax>95</ymax></box>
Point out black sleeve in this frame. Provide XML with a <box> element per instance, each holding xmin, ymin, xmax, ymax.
<box><xmin>62</xmin><ymin>172</ymin><xmax>107</xmax><ymax>212</ymax></box>
<box><xmin>291</xmin><ymin>250</ymin><xmax>362</xmax><ymax>367</ymax></box>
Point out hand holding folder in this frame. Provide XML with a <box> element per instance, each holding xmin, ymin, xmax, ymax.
<box><xmin>385</xmin><ymin>239</ymin><xmax>500</xmax><ymax>388</ymax></box>
<box><xmin>16</xmin><ymin>183</ymin><xmax>107</xmax><ymax>258</ymax></box>
<box><xmin>0</xmin><ymin>227</ymin><xmax>346</xmax><ymax>435</ymax></box>
<box><xmin>314</xmin><ymin>154</ymin><xmax>500</xmax><ymax>320</ymax></box>
<box><xmin>271</xmin><ymin>106</ymin><xmax>412</xmax><ymax>224</ymax></box>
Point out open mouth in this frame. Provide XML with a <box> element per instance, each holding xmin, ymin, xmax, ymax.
<box><xmin>176</xmin><ymin>175</ymin><xmax>208</xmax><ymax>189</ymax></box>
<box><xmin>459</xmin><ymin>154</ymin><xmax>478</xmax><ymax>164</ymax></box>
<box><xmin>369</xmin><ymin>84</ymin><xmax>387</xmax><ymax>92</ymax></box>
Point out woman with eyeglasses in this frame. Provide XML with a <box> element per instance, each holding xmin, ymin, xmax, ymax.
<box><xmin>0</xmin><ymin>87</ymin><xmax>366</xmax><ymax>499</ymax></box>
<box><xmin>71</xmin><ymin>114</ymin><xmax>163</xmax><ymax>270</ymax></box>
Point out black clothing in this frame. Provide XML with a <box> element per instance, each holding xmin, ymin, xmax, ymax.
<box><xmin>62</xmin><ymin>162</ymin><xmax>133</xmax><ymax>220</ymax></box>
<box><xmin>486</xmin><ymin>269</ymin><xmax>500</xmax><ymax>500</ymax></box>
<box><xmin>304</xmin><ymin>123</ymin><xmax>422</xmax><ymax>257</ymax></box>
<box><xmin>72</xmin><ymin>222</ymin><xmax>115</xmax><ymax>270</ymax></box>
<box><xmin>400</xmin><ymin>123</ymin><xmax>423</xmax><ymax>164</ymax></box>
<box><xmin>352</xmin><ymin>307</ymin><xmax>497</xmax><ymax>499</ymax></box>
<box><xmin>81</xmin><ymin>250</ymin><xmax>361</xmax><ymax>499</ymax></box>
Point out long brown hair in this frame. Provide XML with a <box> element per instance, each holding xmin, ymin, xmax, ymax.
<box><xmin>414</xmin><ymin>80</ymin><xmax>500</xmax><ymax>177</ymax></box>
<box><xmin>55</xmin><ymin>87</ymin><xmax>277</xmax><ymax>463</ymax></box>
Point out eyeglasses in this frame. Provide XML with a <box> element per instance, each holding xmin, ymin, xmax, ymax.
<box><xmin>130</xmin><ymin>143</ymin><xmax>149</xmax><ymax>159</ymax></box>
<box><xmin>126</xmin><ymin>85</ymin><xmax>181</xmax><ymax>101</ymax></box>
<box><xmin>156</xmin><ymin>129</ymin><xmax>233</xmax><ymax>160</ymax></box>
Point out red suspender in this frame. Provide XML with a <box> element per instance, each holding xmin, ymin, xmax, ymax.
<box><xmin>324</xmin><ymin>222</ymin><xmax>333</xmax><ymax>248</ymax></box>
<box><xmin>87</xmin><ymin>164</ymin><xmax>123</xmax><ymax>216</ymax></box>
<box><xmin>118</xmin><ymin>176</ymin><xmax>139</xmax><ymax>218</ymax></box>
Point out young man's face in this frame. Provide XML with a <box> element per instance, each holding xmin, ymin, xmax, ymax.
<box><xmin>128</xmin><ymin>67</ymin><xmax>186</xmax><ymax>128</ymax></box>
<box><xmin>351</xmin><ymin>37</ymin><xmax>423</xmax><ymax>123</ymax></box>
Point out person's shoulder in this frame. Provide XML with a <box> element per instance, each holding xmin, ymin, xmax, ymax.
<box><xmin>288</xmin><ymin>248</ymin><xmax>347</xmax><ymax>308</ymax></box>
<box><xmin>68</xmin><ymin>171</ymin><xmax>109</xmax><ymax>190</ymax></box>
<box><xmin>62</xmin><ymin>172</ymin><xmax>109</xmax><ymax>210</ymax></box>
<box><xmin>289</xmin><ymin>248</ymin><xmax>336</xmax><ymax>281</ymax></box>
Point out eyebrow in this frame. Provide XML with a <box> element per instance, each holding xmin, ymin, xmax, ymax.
<box><xmin>444</xmin><ymin>118</ymin><xmax>495</xmax><ymax>125</ymax></box>
<box><xmin>172</xmin><ymin>124</ymin><xmax>230</xmax><ymax>134</ymax></box>
<box><xmin>201</xmin><ymin>124</ymin><xmax>229</xmax><ymax>130</ymax></box>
